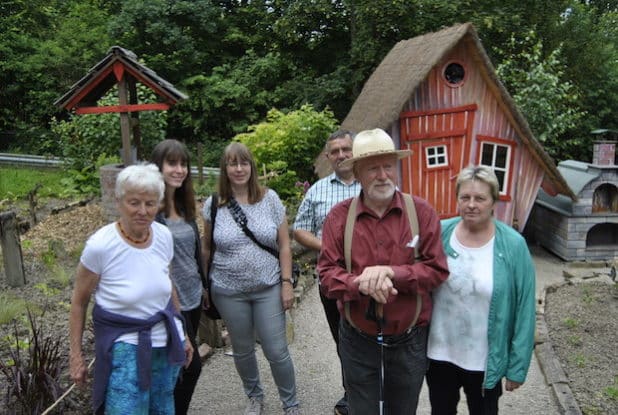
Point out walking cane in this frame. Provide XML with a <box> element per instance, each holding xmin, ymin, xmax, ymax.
<box><xmin>367</xmin><ymin>299</ymin><xmax>386</xmax><ymax>415</ymax></box>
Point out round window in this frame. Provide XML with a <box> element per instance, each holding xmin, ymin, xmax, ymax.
<box><xmin>443</xmin><ymin>62</ymin><xmax>465</xmax><ymax>86</ymax></box>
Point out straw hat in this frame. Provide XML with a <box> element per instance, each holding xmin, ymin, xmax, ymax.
<box><xmin>340</xmin><ymin>128</ymin><xmax>412</xmax><ymax>168</ymax></box>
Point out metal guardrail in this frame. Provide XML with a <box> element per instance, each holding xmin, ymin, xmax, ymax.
<box><xmin>0</xmin><ymin>153</ymin><xmax>219</xmax><ymax>177</ymax></box>
<box><xmin>0</xmin><ymin>152</ymin><xmax>62</xmax><ymax>168</ymax></box>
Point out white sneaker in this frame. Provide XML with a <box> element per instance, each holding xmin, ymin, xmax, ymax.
<box><xmin>244</xmin><ymin>397</ymin><xmax>263</xmax><ymax>415</ymax></box>
<box><xmin>284</xmin><ymin>405</ymin><xmax>302</xmax><ymax>415</ymax></box>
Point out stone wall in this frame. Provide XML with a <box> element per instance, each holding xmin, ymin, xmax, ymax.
<box><xmin>530</xmin><ymin>203</ymin><xmax>618</xmax><ymax>261</ymax></box>
<box><xmin>99</xmin><ymin>164</ymin><xmax>123</xmax><ymax>223</ymax></box>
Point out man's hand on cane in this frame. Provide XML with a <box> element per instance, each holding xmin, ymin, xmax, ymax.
<box><xmin>353</xmin><ymin>265</ymin><xmax>398</xmax><ymax>304</ymax></box>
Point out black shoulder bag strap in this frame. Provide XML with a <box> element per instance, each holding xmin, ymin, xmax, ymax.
<box><xmin>228</xmin><ymin>197</ymin><xmax>279</xmax><ymax>259</ymax></box>
<box><xmin>207</xmin><ymin>193</ymin><xmax>218</xmax><ymax>274</ymax></box>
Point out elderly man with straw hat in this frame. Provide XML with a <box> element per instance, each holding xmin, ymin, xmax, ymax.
<box><xmin>317</xmin><ymin>128</ymin><xmax>448</xmax><ymax>415</ymax></box>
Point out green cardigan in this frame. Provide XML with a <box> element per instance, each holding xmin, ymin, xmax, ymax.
<box><xmin>440</xmin><ymin>217</ymin><xmax>536</xmax><ymax>389</ymax></box>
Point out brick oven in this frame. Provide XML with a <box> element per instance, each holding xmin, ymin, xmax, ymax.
<box><xmin>528</xmin><ymin>141</ymin><xmax>618</xmax><ymax>261</ymax></box>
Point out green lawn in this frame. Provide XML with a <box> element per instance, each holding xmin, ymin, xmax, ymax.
<box><xmin>0</xmin><ymin>167</ymin><xmax>68</xmax><ymax>200</ymax></box>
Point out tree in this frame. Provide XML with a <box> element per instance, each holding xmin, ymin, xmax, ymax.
<box><xmin>1</xmin><ymin>0</ymin><xmax>615</xmax><ymax>167</ymax></box>
<box><xmin>0</xmin><ymin>0</ymin><xmax>111</xmax><ymax>152</ymax></box>
<box><xmin>107</xmin><ymin>0</ymin><xmax>220</xmax><ymax>82</ymax></box>
<box><xmin>550</xmin><ymin>3</ymin><xmax>618</xmax><ymax>160</ymax></box>
<box><xmin>168</xmin><ymin>51</ymin><xmax>299</xmax><ymax>164</ymax></box>
<box><xmin>496</xmin><ymin>33</ymin><xmax>586</xmax><ymax>160</ymax></box>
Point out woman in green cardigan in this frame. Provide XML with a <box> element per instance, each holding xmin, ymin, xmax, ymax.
<box><xmin>426</xmin><ymin>165</ymin><xmax>536</xmax><ymax>415</ymax></box>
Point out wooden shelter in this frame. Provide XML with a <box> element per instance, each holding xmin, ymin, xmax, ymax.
<box><xmin>55</xmin><ymin>46</ymin><xmax>187</xmax><ymax>165</ymax></box>
<box><xmin>336</xmin><ymin>22</ymin><xmax>576</xmax><ymax>229</ymax></box>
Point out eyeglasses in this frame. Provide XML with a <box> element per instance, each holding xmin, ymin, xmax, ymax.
<box><xmin>226</xmin><ymin>160</ymin><xmax>251</xmax><ymax>168</ymax></box>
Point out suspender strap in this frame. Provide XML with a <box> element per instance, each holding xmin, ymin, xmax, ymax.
<box><xmin>401</xmin><ymin>194</ymin><xmax>422</xmax><ymax>328</ymax></box>
<box><xmin>343</xmin><ymin>197</ymin><xmax>358</xmax><ymax>273</ymax></box>
<box><xmin>343</xmin><ymin>193</ymin><xmax>423</xmax><ymax>332</ymax></box>
<box><xmin>343</xmin><ymin>197</ymin><xmax>358</xmax><ymax>329</ymax></box>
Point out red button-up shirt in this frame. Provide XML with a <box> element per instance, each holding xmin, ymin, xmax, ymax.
<box><xmin>317</xmin><ymin>191</ymin><xmax>448</xmax><ymax>335</ymax></box>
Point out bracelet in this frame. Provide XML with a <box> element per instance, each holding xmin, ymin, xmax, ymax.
<box><xmin>281</xmin><ymin>279</ymin><xmax>293</xmax><ymax>284</ymax></box>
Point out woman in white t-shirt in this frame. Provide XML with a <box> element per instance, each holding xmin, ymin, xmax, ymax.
<box><xmin>427</xmin><ymin>165</ymin><xmax>536</xmax><ymax>415</ymax></box>
<box><xmin>69</xmin><ymin>164</ymin><xmax>193</xmax><ymax>414</ymax></box>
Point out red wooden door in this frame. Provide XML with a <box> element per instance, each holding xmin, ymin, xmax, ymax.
<box><xmin>400</xmin><ymin>104</ymin><xmax>476</xmax><ymax>218</ymax></box>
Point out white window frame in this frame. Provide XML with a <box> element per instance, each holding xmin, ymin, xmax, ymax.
<box><xmin>425</xmin><ymin>145</ymin><xmax>448</xmax><ymax>168</ymax></box>
<box><xmin>479</xmin><ymin>142</ymin><xmax>511</xmax><ymax>196</ymax></box>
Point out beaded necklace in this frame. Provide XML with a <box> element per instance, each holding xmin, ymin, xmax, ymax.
<box><xmin>117</xmin><ymin>221</ymin><xmax>150</xmax><ymax>244</ymax></box>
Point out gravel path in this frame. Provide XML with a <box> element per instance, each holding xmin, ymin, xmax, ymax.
<box><xmin>188</xmin><ymin>275</ymin><xmax>560</xmax><ymax>414</ymax></box>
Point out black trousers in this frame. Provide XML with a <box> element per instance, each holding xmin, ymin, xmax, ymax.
<box><xmin>426</xmin><ymin>359</ymin><xmax>502</xmax><ymax>415</ymax></box>
<box><xmin>340</xmin><ymin>320</ymin><xmax>428</xmax><ymax>415</ymax></box>
<box><xmin>319</xmin><ymin>285</ymin><xmax>348</xmax><ymax>401</ymax></box>
<box><xmin>319</xmin><ymin>285</ymin><xmax>341</xmax><ymax>346</ymax></box>
<box><xmin>174</xmin><ymin>306</ymin><xmax>203</xmax><ymax>415</ymax></box>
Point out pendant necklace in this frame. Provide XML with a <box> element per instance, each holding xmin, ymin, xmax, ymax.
<box><xmin>117</xmin><ymin>221</ymin><xmax>150</xmax><ymax>244</ymax></box>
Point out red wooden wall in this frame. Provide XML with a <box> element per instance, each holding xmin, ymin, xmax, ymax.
<box><xmin>394</xmin><ymin>42</ymin><xmax>544</xmax><ymax>227</ymax></box>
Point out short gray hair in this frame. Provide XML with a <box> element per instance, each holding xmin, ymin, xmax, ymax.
<box><xmin>327</xmin><ymin>129</ymin><xmax>354</xmax><ymax>143</ymax></box>
<box><xmin>115</xmin><ymin>163</ymin><xmax>165</xmax><ymax>202</ymax></box>
<box><xmin>456</xmin><ymin>165</ymin><xmax>500</xmax><ymax>202</ymax></box>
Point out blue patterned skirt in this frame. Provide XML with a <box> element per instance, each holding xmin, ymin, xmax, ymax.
<box><xmin>105</xmin><ymin>342</ymin><xmax>181</xmax><ymax>415</ymax></box>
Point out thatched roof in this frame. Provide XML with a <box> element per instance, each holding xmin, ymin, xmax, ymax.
<box><xmin>337</xmin><ymin>22</ymin><xmax>575</xmax><ymax>200</ymax></box>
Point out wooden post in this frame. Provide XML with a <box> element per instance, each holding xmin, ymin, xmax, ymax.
<box><xmin>128</xmin><ymin>78</ymin><xmax>142</xmax><ymax>161</ymax></box>
<box><xmin>0</xmin><ymin>211</ymin><xmax>26</xmax><ymax>287</ymax></box>
<box><xmin>118</xmin><ymin>75</ymin><xmax>133</xmax><ymax>166</ymax></box>
<box><xmin>197</xmin><ymin>143</ymin><xmax>204</xmax><ymax>185</ymax></box>
<box><xmin>27</xmin><ymin>183</ymin><xmax>42</xmax><ymax>226</ymax></box>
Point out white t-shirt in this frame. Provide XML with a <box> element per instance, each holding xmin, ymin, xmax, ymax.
<box><xmin>80</xmin><ymin>221</ymin><xmax>184</xmax><ymax>346</ymax></box>
<box><xmin>427</xmin><ymin>232</ymin><xmax>494</xmax><ymax>371</ymax></box>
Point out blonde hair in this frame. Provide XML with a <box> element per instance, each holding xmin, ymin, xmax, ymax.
<box><xmin>455</xmin><ymin>165</ymin><xmax>500</xmax><ymax>202</ymax></box>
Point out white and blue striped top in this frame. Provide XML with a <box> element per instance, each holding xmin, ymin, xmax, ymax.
<box><xmin>293</xmin><ymin>173</ymin><xmax>361</xmax><ymax>239</ymax></box>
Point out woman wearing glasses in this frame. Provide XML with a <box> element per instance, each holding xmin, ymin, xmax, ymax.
<box><xmin>202</xmin><ymin>142</ymin><xmax>301</xmax><ymax>415</ymax></box>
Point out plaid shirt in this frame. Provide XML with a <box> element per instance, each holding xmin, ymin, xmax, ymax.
<box><xmin>293</xmin><ymin>173</ymin><xmax>361</xmax><ymax>239</ymax></box>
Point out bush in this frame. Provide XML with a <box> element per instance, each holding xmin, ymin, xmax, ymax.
<box><xmin>58</xmin><ymin>153</ymin><xmax>121</xmax><ymax>197</ymax></box>
<box><xmin>235</xmin><ymin>104</ymin><xmax>337</xmax><ymax>202</ymax></box>
<box><xmin>0</xmin><ymin>309</ymin><xmax>65</xmax><ymax>414</ymax></box>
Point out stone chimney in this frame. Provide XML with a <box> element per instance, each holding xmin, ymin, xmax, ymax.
<box><xmin>592</xmin><ymin>141</ymin><xmax>616</xmax><ymax>166</ymax></box>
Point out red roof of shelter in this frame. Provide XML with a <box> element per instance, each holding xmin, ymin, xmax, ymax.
<box><xmin>54</xmin><ymin>46</ymin><xmax>187</xmax><ymax>113</ymax></box>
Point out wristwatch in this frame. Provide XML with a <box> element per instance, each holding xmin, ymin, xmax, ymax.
<box><xmin>281</xmin><ymin>276</ymin><xmax>295</xmax><ymax>286</ymax></box>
